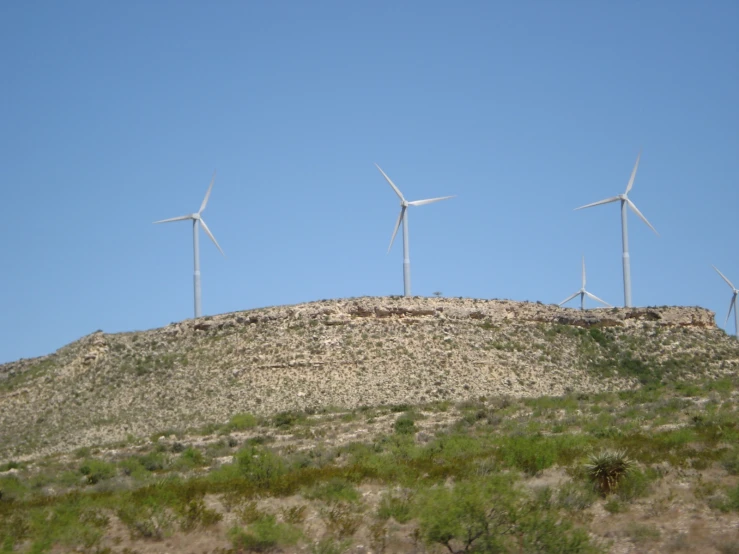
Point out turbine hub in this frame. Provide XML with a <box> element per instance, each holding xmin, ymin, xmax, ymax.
<box><xmin>192</xmin><ymin>213</ymin><xmax>201</xmax><ymax>220</ymax></box>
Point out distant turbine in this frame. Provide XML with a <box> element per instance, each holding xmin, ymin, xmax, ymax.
<box><xmin>575</xmin><ymin>151</ymin><xmax>658</xmax><ymax>308</ymax></box>
<box><xmin>154</xmin><ymin>171</ymin><xmax>224</xmax><ymax>318</ymax></box>
<box><xmin>375</xmin><ymin>163</ymin><xmax>454</xmax><ymax>297</ymax></box>
<box><xmin>559</xmin><ymin>257</ymin><xmax>612</xmax><ymax>310</ymax></box>
<box><xmin>713</xmin><ymin>265</ymin><xmax>739</xmax><ymax>338</ymax></box>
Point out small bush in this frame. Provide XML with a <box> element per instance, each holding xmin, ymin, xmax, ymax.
<box><xmin>228</xmin><ymin>515</ymin><xmax>300</xmax><ymax>551</ymax></box>
<box><xmin>377</xmin><ymin>489</ymin><xmax>413</xmax><ymax>523</ymax></box>
<box><xmin>79</xmin><ymin>459</ymin><xmax>116</xmax><ymax>484</ymax></box>
<box><xmin>281</xmin><ymin>505</ymin><xmax>307</xmax><ymax>524</ymax></box>
<box><xmin>303</xmin><ymin>478</ymin><xmax>359</xmax><ymax>504</ymax></box>
<box><xmin>585</xmin><ymin>449</ymin><xmax>633</xmax><ymax>496</ymax></box>
<box><xmin>393</xmin><ymin>415</ymin><xmax>416</xmax><ymax>435</ymax></box>
<box><xmin>321</xmin><ymin>502</ymin><xmax>362</xmax><ymax>538</ymax></box>
<box><xmin>236</xmin><ymin>445</ymin><xmax>285</xmax><ymax>487</ymax></box>
<box><xmin>227</xmin><ymin>413</ymin><xmax>259</xmax><ymax>431</ymax></box>
<box><xmin>177</xmin><ymin>498</ymin><xmax>222</xmax><ymax>531</ymax></box>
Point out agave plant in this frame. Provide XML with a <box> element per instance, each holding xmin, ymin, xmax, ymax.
<box><xmin>585</xmin><ymin>449</ymin><xmax>633</xmax><ymax>496</ymax></box>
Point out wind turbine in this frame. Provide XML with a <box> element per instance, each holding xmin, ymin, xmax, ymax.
<box><xmin>375</xmin><ymin>163</ymin><xmax>454</xmax><ymax>297</ymax></box>
<box><xmin>154</xmin><ymin>171</ymin><xmax>224</xmax><ymax>318</ymax></box>
<box><xmin>559</xmin><ymin>256</ymin><xmax>612</xmax><ymax>310</ymax></box>
<box><xmin>575</xmin><ymin>151</ymin><xmax>658</xmax><ymax>308</ymax></box>
<box><xmin>713</xmin><ymin>266</ymin><xmax>739</xmax><ymax>338</ymax></box>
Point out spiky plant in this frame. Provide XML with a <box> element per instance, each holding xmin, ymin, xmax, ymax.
<box><xmin>585</xmin><ymin>449</ymin><xmax>633</xmax><ymax>496</ymax></box>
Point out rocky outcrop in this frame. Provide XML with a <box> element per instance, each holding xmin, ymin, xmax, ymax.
<box><xmin>0</xmin><ymin>297</ymin><xmax>734</xmax><ymax>460</ymax></box>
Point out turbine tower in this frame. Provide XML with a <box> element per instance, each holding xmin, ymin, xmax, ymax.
<box><xmin>154</xmin><ymin>171</ymin><xmax>224</xmax><ymax>318</ymax></box>
<box><xmin>713</xmin><ymin>266</ymin><xmax>739</xmax><ymax>338</ymax></box>
<box><xmin>375</xmin><ymin>163</ymin><xmax>454</xmax><ymax>297</ymax></box>
<box><xmin>575</xmin><ymin>151</ymin><xmax>658</xmax><ymax>308</ymax></box>
<box><xmin>559</xmin><ymin>256</ymin><xmax>612</xmax><ymax>310</ymax></box>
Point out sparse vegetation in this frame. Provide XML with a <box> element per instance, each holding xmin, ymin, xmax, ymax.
<box><xmin>1</xmin><ymin>299</ymin><xmax>739</xmax><ymax>552</ymax></box>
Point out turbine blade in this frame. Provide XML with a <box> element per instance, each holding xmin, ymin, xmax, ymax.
<box><xmin>574</xmin><ymin>196</ymin><xmax>621</xmax><ymax>210</ymax></box>
<box><xmin>199</xmin><ymin>171</ymin><xmax>217</xmax><ymax>213</ymax></box>
<box><xmin>625</xmin><ymin>150</ymin><xmax>641</xmax><ymax>194</ymax></box>
<box><xmin>559</xmin><ymin>292</ymin><xmax>580</xmax><ymax>306</ymax></box>
<box><xmin>199</xmin><ymin>218</ymin><xmax>225</xmax><ymax>256</ymax></box>
<box><xmin>154</xmin><ymin>214</ymin><xmax>192</xmax><ymax>224</ymax></box>
<box><xmin>375</xmin><ymin>164</ymin><xmax>405</xmax><ymax>201</ymax></box>
<box><xmin>581</xmin><ymin>256</ymin><xmax>586</xmax><ymax>288</ymax></box>
<box><xmin>388</xmin><ymin>207</ymin><xmax>405</xmax><ymax>253</ymax></box>
<box><xmin>713</xmin><ymin>265</ymin><xmax>736</xmax><ymax>290</ymax></box>
<box><xmin>726</xmin><ymin>294</ymin><xmax>736</xmax><ymax>328</ymax></box>
<box><xmin>626</xmin><ymin>199</ymin><xmax>659</xmax><ymax>235</ymax></box>
<box><xmin>407</xmin><ymin>195</ymin><xmax>456</xmax><ymax>206</ymax></box>
<box><xmin>585</xmin><ymin>291</ymin><xmax>612</xmax><ymax>307</ymax></box>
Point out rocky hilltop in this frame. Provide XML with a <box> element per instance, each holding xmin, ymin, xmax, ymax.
<box><xmin>1</xmin><ymin>297</ymin><xmax>737</xmax><ymax>459</ymax></box>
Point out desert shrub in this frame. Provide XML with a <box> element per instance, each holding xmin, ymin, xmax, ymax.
<box><xmin>499</xmin><ymin>435</ymin><xmax>557</xmax><ymax>476</ymax></box>
<box><xmin>272</xmin><ymin>411</ymin><xmax>305</xmax><ymax>428</ymax></box>
<box><xmin>235</xmin><ymin>445</ymin><xmax>285</xmax><ymax>488</ymax></box>
<box><xmin>177</xmin><ymin>497</ymin><xmax>222</xmax><ymax>531</ymax></box>
<box><xmin>717</xmin><ymin>484</ymin><xmax>739</xmax><ymax>512</ymax></box>
<box><xmin>79</xmin><ymin>459</ymin><xmax>116</xmax><ymax>484</ymax></box>
<box><xmin>303</xmin><ymin>478</ymin><xmax>359</xmax><ymax>503</ymax></box>
<box><xmin>174</xmin><ymin>447</ymin><xmax>205</xmax><ymax>470</ymax></box>
<box><xmin>377</xmin><ymin>489</ymin><xmax>413</xmax><ymax>523</ymax></box>
<box><xmin>137</xmin><ymin>452</ymin><xmax>167</xmax><ymax>472</ymax></box>
<box><xmin>616</xmin><ymin>468</ymin><xmax>654</xmax><ymax>502</ymax></box>
<box><xmin>722</xmin><ymin>448</ymin><xmax>739</xmax><ymax>475</ymax></box>
<box><xmin>0</xmin><ymin>475</ymin><xmax>27</xmax><ymax>502</ymax></box>
<box><xmin>238</xmin><ymin>500</ymin><xmax>267</xmax><ymax>523</ymax></box>
<box><xmin>280</xmin><ymin>505</ymin><xmax>307</xmax><ymax>524</ymax></box>
<box><xmin>393</xmin><ymin>415</ymin><xmax>416</xmax><ymax>435</ymax></box>
<box><xmin>515</xmin><ymin>509</ymin><xmax>599</xmax><ymax>553</ymax></box>
<box><xmin>415</xmin><ymin>477</ymin><xmax>517</xmax><ymax>552</ymax></box>
<box><xmin>321</xmin><ymin>502</ymin><xmax>362</xmax><ymax>538</ymax></box>
<box><xmin>228</xmin><ymin>515</ymin><xmax>300</xmax><ymax>551</ymax></box>
<box><xmin>117</xmin><ymin>498</ymin><xmax>177</xmax><ymax>540</ymax></box>
<box><xmin>556</xmin><ymin>481</ymin><xmax>598</xmax><ymax>512</ymax></box>
<box><xmin>26</xmin><ymin>502</ymin><xmax>108</xmax><ymax>552</ymax></box>
<box><xmin>585</xmin><ymin>449</ymin><xmax>633</xmax><ymax>496</ymax></box>
<box><xmin>226</xmin><ymin>412</ymin><xmax>259</xmax><ymax>431</ymax></box>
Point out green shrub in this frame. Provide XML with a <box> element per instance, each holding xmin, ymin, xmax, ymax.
<box><xmin>556</xmin><ymin>481</ymin><xmax>598</xmax><ymax>512</ymax></box>
<box><xmin>416</xmin><ymin>478</ymin><xmax>516</xmax><ymax>552</ymax></box>
<box><xmin>585</xmin><ymin>449</ymin><xmax>633</xmax><ymax>496</ymax></box>
<box><xmin>500</xmin><ymin>435</ymin><xmax>556</xmax><ymax>476</ymax></box>
<box><xmin>227</xmin><ymin>412</ymin><xmax>259</xmax><ymax>431</ymax></box>
<box><xmin>303</xmin><ymin>478</ymin><xmax>359</xmax><ymax>504</ymax></box>
<box><xmin>228</xmin><ymin>515</ymin><xmax>300</xmax><ymax>551</ymax></box>
<box><xmin>393</xmin><ymin>415</ymin><xmax>416</xmax><ymax>435</ymax></box>
<box><xmin>377</xmin><ymin>489</ymin><xmax>413</xmax><ymax>523</ymax></box>
<box><xmin>236</xmin><ymin>446</ymin><xmax>285</xmax><ymax>488</ymax></box>
<box><xmin>79</xmin><ymin>459</ymin><xmax>116</xmax><ymax>484</ymax></box>
<box><xmin>177</xmin><ymin>498</ymin><xmax>222</xmax><ymax>531</ymax></box>
<box><xmin>175</xmin><ymin>447</ymin><xmax>205</xmax><ymax>469</ymax></box>
<box><xmin>616</xmin><ymin>468</ymin><xmax>654</xmax><ymax>502</ymax></box>
<box><xmin>321</xmin><ymin>502</ymin><xmax>362</xmax><ymax>539</ymax></box>
<box><xmin>722</xmin><ymin>449</ymin><xmax>739</xmax><ymax>475</ymax></box>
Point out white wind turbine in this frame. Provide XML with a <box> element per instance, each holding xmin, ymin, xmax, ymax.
<box><xmin>559</xmin><ymin>256</ymin><xmax>612</xmax><ymax>310</ymax></box>
<box><xmin>154</xmin><ymin>171</ymin><xmax>224</xmax><ymax>318</ymax></box>
<box><xmin>375</xmin><ymin>163</ymin><xmax>454</xmax><ymax>297</ymax></box>
<box><xmin>575</xmin><ymin>151</ymin><xmax>658</xmax><ymax>308</ymax></box>
<box><xmin>713</xmin><ymin>266</ymin><xmax>739</xmax><ymax>338</ymax></box>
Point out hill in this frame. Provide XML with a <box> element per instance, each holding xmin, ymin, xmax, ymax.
<box><xmin>1</xmin><ymin>297</ymin><xmax>737</xmax><ymax>460</ymax></box>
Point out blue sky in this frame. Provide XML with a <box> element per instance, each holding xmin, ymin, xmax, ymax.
<box><xmin>1</xmin><ymin>1</ymin><xmax>737</xmax><ymax>363</ymax></box>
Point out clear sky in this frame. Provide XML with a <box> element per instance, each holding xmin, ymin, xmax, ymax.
<box><xmin>1</xmin><ymin>0</ymin><xmax>737</xmax><ymax>363</ymax></box>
